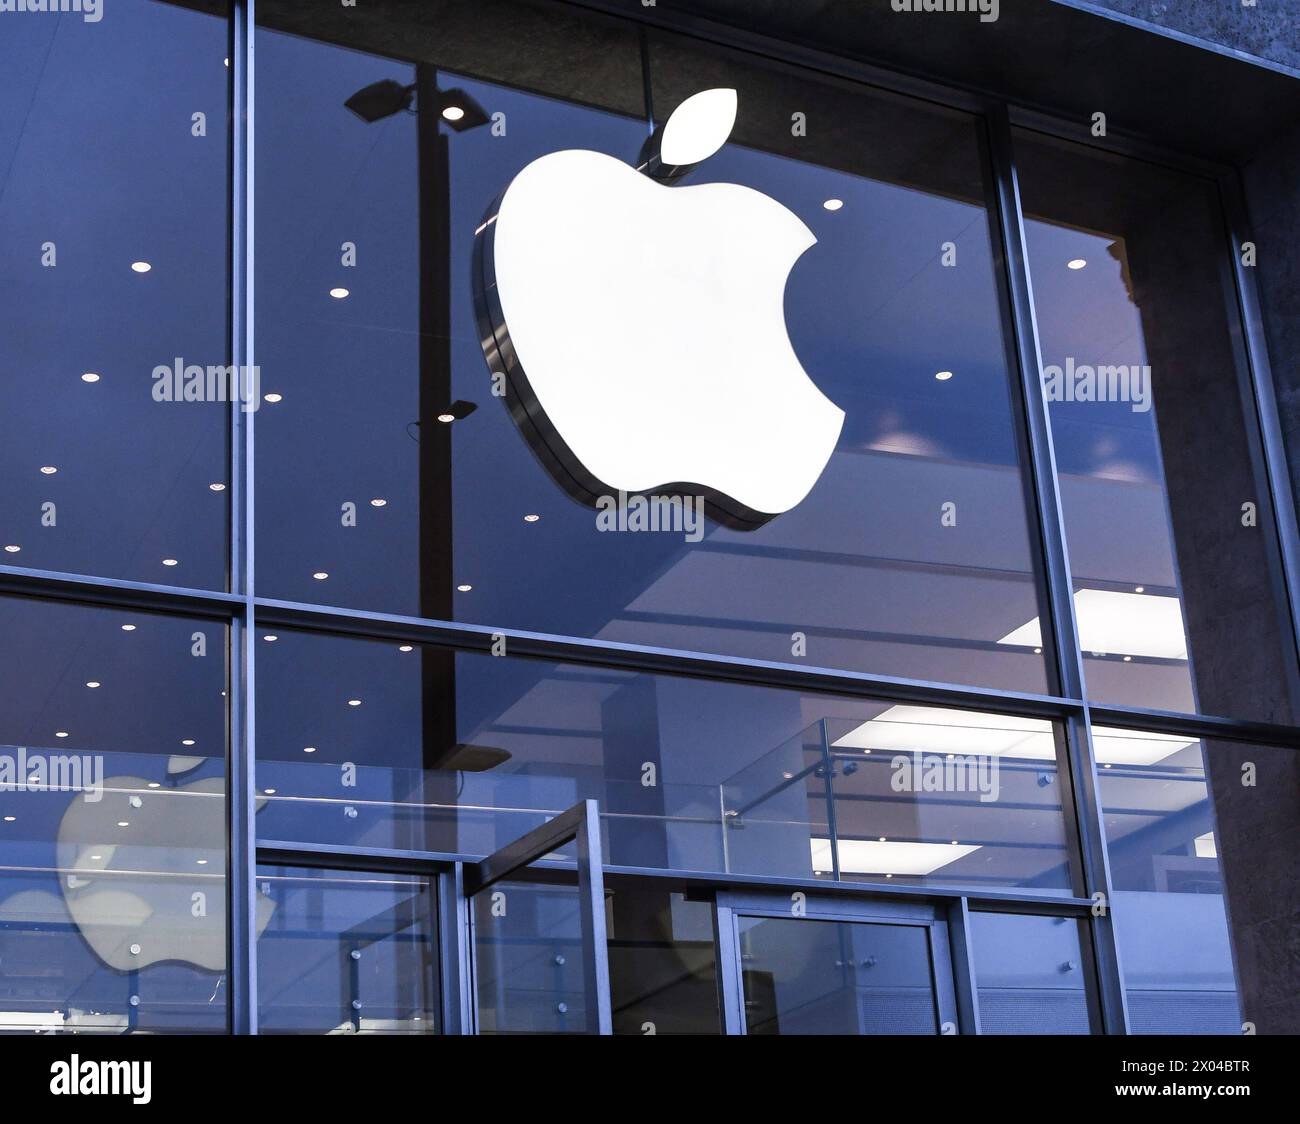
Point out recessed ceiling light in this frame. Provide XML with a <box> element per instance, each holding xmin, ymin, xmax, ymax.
<box><xmin>398</xmin><ymin>645</ymin><xmax>414</xmax><ymax>653</ymax></box>
<box><xmin>3</xmin><ymin>816</ymin><xmax>15</xmax><ymax>823</ymax></box>
<box><xmin>456</xmin><ymin>583</ymin><xmax>473</xmax><ymax>592</ymax></box>
<box><xmin>263</xmin><ymin>634</ymin><xmax>278</xmax><ymax>642</ymax></box>
<box><xmin>181</xmin><ymin>739</ymin><xmax>195</xmax><ymax>747</ymax></box>
<box><xmin>146</xmin><ymin>783</ymin><xmax>160</xmax><ymax>789</ymax></box>
<box><xmin>811</xmin><ymin>838</ymin><xmax>980</xmax><ymax>877</ymax></box>
<box><xmin>117</xmin><ymin>821</ymin><xmax>130</xmax><ymax>828</ymax></box>
<box><xmin>3</xmin><ymin>545</ymin><xmax>19</xmax><ymax>553</ymax></box>
<box><xmin>81</xmin><ymin>372</ymin><xmax>100</xmax><ymax>383</ymax></box>
<box><xmin>1135</xmin><ymin>585</ymin><xmax>1145</xmax><ymax>593</ymax></box>
<box><xmin>523</xmin><ymin>513</ymin><xmax>540</xmax><ymax>523</ymax></box>
<box><xmin>935</xmin><ymin>370</ymin><xmax>954</xmax><ymax>381</ymax></box>
<box><xmin>822</xmin><ymin>198</ymin><xmax>844</xmax><ymax>211</ymax></box>
<box><xmin>347</xmin><ymin>699</ymin><xmax>361</xmax><ymax>707</ymax></box>
<box><xmin>370</xmin><ymin>498</ymin><xmax>387</xmax><ymax>507</ymax></box>
<box><xmin>437</xmin><ymin>412</ymin><xmax>456</xmax><ymax>423</ymax></box>
<box><xmin>39</xmin><ymin>466</ymin><xmax>57</xmax><ymax>475</ymax></box>
<box><xmin>1123</xmin><ymin>655</ymin><xmax>1133</xmax><ymax>662</ymax></box>
<box><xmin>196</xmin><ymin>859</ymin><xmax>208</xmax><ymax>865</ymax></box>
<box><xmin>90</xmin><ymin>854</ymin><xmax>102</xmax><ymax>859</ymax></box>
<box><xmin>86</xmin><ymin>681</ymin><xmax>100</xmax><ymax>689</ymax></box>
<box><xmin>1000</xmin><ymin>589</ymin><xmax>1187</xmax><ymax>661</ymax></box>
<box><xmin>442</xmin><ymin>105</ymin><xmax>465</xmax><ymax>122</ymax></box>
<box><xmin>1068</xmin><ymin>258</ymin><xmax>1087</xmax><ymax>270</ymax></box>
<box><xmin>312</xmin><ymin>571</ymin><xmax>329</xmax><ymax>580</ymax></box>
<box><xmin>120</xmin><ymin>624</ymin><xmax>136</xmax><ymax>632</ymax></box>
<box><xmin>130</xmin><ymin>261</ymin><xmax>151</xmax><ymax>273</ymax></box>
<box><xmin>264</xmin><ymin>788</ymin><xmax>276</xmax><ymax>795</ymax></box>
<box><xmin>303</xmin><ymin>746</ymin><xmax>317</xmax><ymax>753</ymax></box>
<box><xmin>55</xmin><ymin>732</ymin><xmax>69</xmax><ymax>739</ymax></box>
<box><xmin>329</xmin><ymin>287</ymin><xmax>350</xmax><ymax>299</ymax></box>
<box><xmin>162</xmin><ymin>558</ymin><xmax>178</xmax><ymax>567</ymax></box>
<box><xmin>264</xmin><ymin>393</ymin><xmax>283</xmax><ymax>404</ymax></box>
<box><xmin>209</xmin><ymin>483</ymin><xmax>226</xmax><ymax>492</ymax></box>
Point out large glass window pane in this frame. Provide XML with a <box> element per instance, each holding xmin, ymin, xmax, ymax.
<box><xmin>471</xmin><ymin>876</ymin><xmax>719</xmax><ymax>1035</ymax></box>
<box><xmin>254</xmin><ymin>0</ymin><xmax>1051</xmax><ymax>694</ymax></box>
<box><xmin>738</xmin><ymin>916</ymin><xmax>938</xmax><ymax>1035</ymax></box>
<box><xmin>1013</xmin><ymin>128</ymin><xmax>1296</xmax><ymax>724</ymax></box>
<box><xmin>255</xmin><ymin>628</ymin><xmax>1077</xmax><ymax>895</ymax></box>
<box><xmin>257</xmin><ymin>866</ymin><xmax>438</xmax><ymax>1034</ymax></box>
<box><xmin>1100</xmin><ymin>732</ymin><xmax>1246</xmax><ymax>1033</ymax></box>
<box><xmin>968</xmin><ymin>911</ymin><xmax>1092</xmax><ymax>1034</ymax></box>
<box><xmin>0</xmin><ymin>0</ymin><xmax>231</xmax><ymax>589</ymax></box>
<box><xmin>0</xmin><ymin>598</ymin><xmax>227</xmax><ymax>1033</ymax></box>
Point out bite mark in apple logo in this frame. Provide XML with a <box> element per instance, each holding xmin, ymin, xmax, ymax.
<box><xmin>474</xmin><ymin>88</ymin><xmax>845</xmax><ymax>531</ymax></box>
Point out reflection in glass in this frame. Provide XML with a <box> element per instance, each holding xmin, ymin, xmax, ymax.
<box><xmin>471</xmin><ymin>878</ymin><xmax>719</xmax><ymax>1035</ymax></box>
<box><xmin>969</xmin><ymin>912</ymin><xmax>1092</xmax><ymax>1034</ymax></box>
<box><xmin>0</xmin><ymin>0</ymin><xmax>230</xmax><ymax>589</ymax></box>
<box><xmin>255</xmin><ymin>630</ymin><xmax>1076</xmax><ymax>894</ymax></box>
<box><xmin>0</xmin><ymin>599</ymin><xmax>227</xmax><ymax>1032</ymax></box>
<box><xmin>254</xmin><ymin>0</ymin><xmax>1051</xmax><ymax>694</ymax></box>
<box><xmin>257</xmin><ymin>867</ymin><xmax>437</xmax><ymax>1034</ymax></box>
<box><xmin>738</xmin><ymin>916</ymin><xmax>937</xmax><ymax>1035</ymax></box>
<box><xmin>473</xmin><ymin>879</ymin><xmax>586</xmax><ymax>1035</ymax></box>
<box><xmin>1013</xmin><ymin>128</ymin><xmax>1295</xmax><ymax>724</ymax></box>
<box><xmin>1100</xmin><ymin>737</ymin><xmax>1242</xmax><ymax>1033</ymax></box>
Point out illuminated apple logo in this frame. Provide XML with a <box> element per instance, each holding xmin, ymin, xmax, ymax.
<box><xmin>476</xmin><ymin>88</ymin><xmax>844</xmax><ymax>530</ymax></box>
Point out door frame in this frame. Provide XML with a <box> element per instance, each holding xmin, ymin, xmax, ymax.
<box><xmin>713</xmin><ymin>888</ymin><xmax>960</xmax><ymax>1035</ymax></box>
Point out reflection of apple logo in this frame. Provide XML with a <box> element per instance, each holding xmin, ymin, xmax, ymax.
<box><xmin>55</xmin><ymin>756</ymin><xmax>274</xmax><ymax>972</ymax></box>
<box><xmin>476</xmin><ymin>88</ymin><xmax>844</xmax><ymax>530</ymax></box>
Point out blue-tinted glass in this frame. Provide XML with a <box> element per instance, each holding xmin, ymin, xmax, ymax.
<box><xmin>738</xmin><ymin>916</ymin><xmax>937</xmax><ymax>1034</ymax></box>
<box><xmin>1100</xmin><ymin>736</ymin><xmax>1244</xmax><ymax>1034</ymax></box>
<box><xmin>257</xmin><ymin>866</ymin><xmax>437</xmax><ymax>1034</ymax></box>
<box><xmin>254</xmin><ymin>0</ymin><xmax>1050</xmax><ymax>695</ymax></box>
<box><xmin>1015</xmin><ymin>128</ymin><xmax>1295</xmax><ymax>724</ymax></box>
<box><xmin>969</xmin><ymin>912</ymin><xmax>1092</xmax><ymax>1034</ymax></box>
<box><xmin>0</xmin><ymin>0</ymin><xmax>230</xmax><ymax>589</ymax></box>
<box><xmin>255</xmin><ymin>628</ymin><xmax>1075</xmax><ymax>894</ymax></box>
<box><xmin>0</xmin><ymin>597</ymin><xmax>227</xmax><ymax>1033</ymax></box>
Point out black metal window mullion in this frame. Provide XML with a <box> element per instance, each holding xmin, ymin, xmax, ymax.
<box><xmin>226</xmin><ymin>0</ymin><xmax>259</xmax><ymax>1037</ymax></box>
<box><xmin>984</xmin><ymin>104</ymin><xmax>1130</xmax><ymax>1034</ymax></box>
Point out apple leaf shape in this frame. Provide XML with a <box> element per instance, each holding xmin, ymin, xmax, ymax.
<box><xmin>659</xmin><ymin>88</ymin><xmax>737</xmax><ymax>167</ymax></box>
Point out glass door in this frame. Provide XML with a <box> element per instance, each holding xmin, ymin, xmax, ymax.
<box><xmin>715</xmin><ymin>891</ymin><xmax>958</xmax><ymax>1034</ymax></box>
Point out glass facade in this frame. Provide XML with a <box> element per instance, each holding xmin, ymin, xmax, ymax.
<box><xmin>1</xmin><ymin>0</ymin><xmax>1296</xmax><ymax>1036</ymax></box>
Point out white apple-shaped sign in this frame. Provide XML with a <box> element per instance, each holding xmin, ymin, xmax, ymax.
<box><xmin>476</xmin><ymin>88</ymin><xmax>844</xmax><ymax>529</ymax></box>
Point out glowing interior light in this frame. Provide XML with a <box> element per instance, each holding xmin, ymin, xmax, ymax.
<box><xmin>329</xmin><ymin>287</ymin><xmax>349</xmax><ymax>299</ymax></box>
<box><xmin>130</xmin><ymin>261</ymin><xmax>151</xmax><ymax>273</ymax></box>
<box><xmin>833</xmin><ymin>705</ymin><xmax>1198</xmax><ymax>767</ymax></box>
<box><xmin>999</xmin><ymin>589</ymin><xmax>1188</xmax><ymax>661</ymax></box>
<box><xmin>81</xmin><ymin>372</ymin><xmax>101</xmax><ymax>383</ymax></box>
<box><xmin>822</xmin><ymin>198</ymin><xmax>844</xmax><ymax>211</ymax></box>
<box><xmin>810</xmin><ymin>838</ymin><xmax>980</xmax><ymax>877</ymax></box>
<box><xmin>935</xmin><ymin>370</ymin><xmax>954</xmax><ymax>381</ymax></box>
<box><xmin>40</xmin><ymin>466</ymin><xmax>57</xmax><ymax>475</ymax></box>
<box><xmin>264</xmin><ymin>393</ymin><xmax>283</xmax><ymax>404</ymax></box>
<box><xmin>1068</xmin><ymin>258</ymin><xmax>1087</xmax><ymax>270</ymax></box>
<box><xmin>442</xmin><ymin>105</ymin><xmax>465</xmax><ymax>122</ymax></box>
